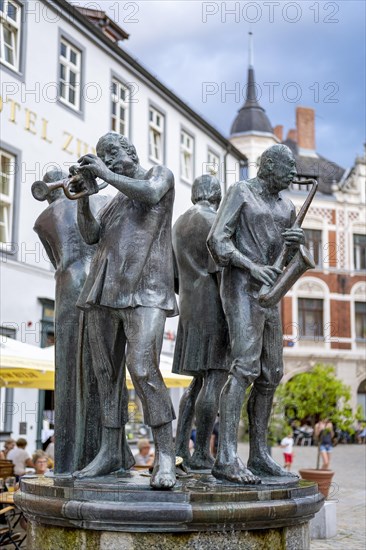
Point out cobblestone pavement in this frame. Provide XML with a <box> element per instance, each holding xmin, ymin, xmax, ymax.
<box><xmin>238</xmin><ymin>441</ymin><xmax>366</xmax><ymax>549</ymax></box>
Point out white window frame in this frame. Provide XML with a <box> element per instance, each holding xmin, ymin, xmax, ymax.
<box><xmin>298</xmin><ymin>297</ymin><xmax>324</xmax><ymax>339</ymax></box>
<box><xmin>0</xmin><ymin>0</ymin><xmax>21</xmax><ymax>71</ymax></box>
<box><xmin>292</xmin><ymin>277</ymin><xmax>331</xmax><ymax>350</ymax></box>
<box><xmin>303</xmin><ymin>228</ymin><xmax>323</xmax><ymax>268</ymax></box>
<box><xmin>149</xmin><ymin>106</ymin><xmax>165</xmax><ymax>164</ymax></box>
<box><xmin>111</xmin><ymin>78</ymin><xmax>130</xmax><ymax>137</ymax></box>
<box><xmin>180</xmin><ymin>130</ymin><xmax>194</xmax><ymax>183</ymax></box>
<box><xmin>207</xmin><ymin>148</ymin><xmax>220</xmax><ymax>176</ymax></box>
<box><xmin>302</xmin><ymin>214</ymin><xmax>328</xmax><ymax>269</ymax></box>
<box><xmin>350</xmin><ymin>282</ymin><xmax>366</xmax><ymax>349</ymax></box>
<box><xmin>290</xmin><ymin>176</ymin><xmax>316</xmax><ymax>192</ymax></box>
<box><xmin>353</xmin><ymin>232</ymin><xmax>366</xmax><ymax>271</ymax></box>
<box><xmin>59</xmin><ymin>38</ymin><xmax>82</xmax><ymax>111</ymax></box>
<box><xmin>0</xmin><ymin>149</ymin><xmax>15</xmax><ymax>246</ymax></box>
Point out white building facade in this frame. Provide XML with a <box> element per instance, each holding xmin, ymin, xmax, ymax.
<box><xmin>0</xmin><ymin>0</ymin><xmax>246</xmax><ymax>451</ymax></box>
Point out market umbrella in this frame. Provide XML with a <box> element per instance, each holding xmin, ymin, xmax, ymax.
<box><xmin>0</xmin><ymin>338</ymin><xmax>192</xmax><ymax>390</ymax></box>
<box><xmin>0</xmin><ymin>337</ymin><xmax>54</xmax><ymax>390</ymax></box>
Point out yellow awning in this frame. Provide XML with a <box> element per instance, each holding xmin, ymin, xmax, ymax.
<box><xmin>0</xmin><ymin>338</ymin><xmax>55</xmax><ymax>390</ymax></box>
<box><xmin>0</xmin><ymin>338</ymin><xmax>192</xmax><ymax>390</ymax></box>
<box><xmin>0</xmin><ymin>366</ymin><xmax>55</xmax><ymax>390</ymax></box>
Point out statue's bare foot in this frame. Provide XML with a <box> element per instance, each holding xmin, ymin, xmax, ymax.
<box><xmin>248</xmin><ymin>453</ymin><xmax>299</xmax><ymax>478</ymax></box>
<box><xmin>73</xmin><ymin>448</ymin><xmax>122</xmax><ymax>479</ymax></box>
<box><xmin>150</xmin><ymin>452</ymin><xmax>176</xmax><ymax>490</ymax></box>
<box><xmin>189</xmin><ymin>451</ymin><xmax>215</xmax><ymax>470</ymax></box>
<box><xmin>212</xmin><ymin>457</ymin><xmax>261</xmax><ymax>484</ymax></box>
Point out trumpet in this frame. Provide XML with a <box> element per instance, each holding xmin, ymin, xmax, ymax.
<box><xmin>31</xmin><ymin>165</ymin><xmax>107</xmax><ymax>202</ymax></box>
<box><xmin>258</xmin><ymin>178</ymin><xmax>318</xmax><ymax>308</ymax></box>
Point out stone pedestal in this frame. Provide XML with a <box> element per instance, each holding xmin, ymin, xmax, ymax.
<box><xmin>16</xmin><ymin>471</ymin><xmax>324</xmax><ymax>549</ymax></box>
<box><xmin>310</xmin><ymin>500</ymin><xmax>337</xmax><ymax>539</ymax></box>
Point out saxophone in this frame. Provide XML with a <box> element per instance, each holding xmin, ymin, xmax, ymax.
<box><xmin>258</xmin><ymin>179</ymin><xmax>318</xmax><ymax>308</ymax></box>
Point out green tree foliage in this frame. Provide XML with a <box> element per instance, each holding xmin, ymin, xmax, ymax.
<box><xmin>276</xmin><ymin>364</ymin><xmax>355</xmax><ymax>432</ymax></box>
<box><xmin>240</xmin><ymin>365</ymin><xmax>358</xmax><ymax>460</ymax></box>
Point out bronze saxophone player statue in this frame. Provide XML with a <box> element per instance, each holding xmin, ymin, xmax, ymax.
<box><xmin>207</xmin><ymin>144</ymin><xmax>317</xmax><ymax>484</ymax></box>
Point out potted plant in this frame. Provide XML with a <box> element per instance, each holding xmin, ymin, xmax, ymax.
<box><xmin>274</xmin><ymin>364</ymin><xmax>358</xmax><ymax>498</ymax></box>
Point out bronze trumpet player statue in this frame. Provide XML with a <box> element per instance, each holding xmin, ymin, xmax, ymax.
<box><xmin>207</xmin><ymin>144</ymin><xmax>317</xmax><ymax>484</ymax></box>
<box><xmin>31</xmin><ymin>133</ymin><xmax>179</xmax><ymax>489</ymax></box>
<box><xmin>67</xmin><ymin>133</ymin><xmax>177</xmax><ymax>489</ymax></box>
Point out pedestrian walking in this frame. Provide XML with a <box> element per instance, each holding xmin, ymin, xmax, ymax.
<box><xmin>280</xmin><ymin>431</ymin><xmax>294</xmax><ymax>471</ymax></box>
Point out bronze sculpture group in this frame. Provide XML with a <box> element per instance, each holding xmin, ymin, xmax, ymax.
<box><xmin>32</xmin><ymin>135</ymin><xmax>316</xmax><ymax>490</ymax></box>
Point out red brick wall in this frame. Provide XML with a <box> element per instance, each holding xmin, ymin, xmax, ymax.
<box><xmin>330</xmin><ymin>299</ymin><xmax>351</xmax><ymax>338</ymax></box>
<box><xmin>273</xmin><ymin>125</ymin><xmax>283</xmax><ymax>141</ymax></box>
<box><xmin>296</xmin><ymin>107</ymin><xmax>315</xmax><ymax>150</ymax></box>
<box><xmin>331</xmin><ymin>342</ymin><xmax>352</xmax><ymax>350</ymax></box>
<box><xmin>282</xmin><ymin>297</ymin><xmax>293</xmax><ymax>334</ymax></box>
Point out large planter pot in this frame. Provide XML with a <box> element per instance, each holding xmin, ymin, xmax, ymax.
<box><xmin>299</xmin><ymin>468</ymin><xmax>335</xmax><ymax>498</ymax></box>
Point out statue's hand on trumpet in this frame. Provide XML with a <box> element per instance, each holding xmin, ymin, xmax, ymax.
<box><xmin>67</xmin><ymin>163</ymin><xmax>99</xmax><ymax>199</ymax></box>
<box><xmin>77</xmin><ymin>153</ymin><xmax>110</xmax><ymax>182</ymax></box>
<box><xmin>31</xmin><ymin>160</ymin><xmax>107</xmax><ymax>202</ymax></box>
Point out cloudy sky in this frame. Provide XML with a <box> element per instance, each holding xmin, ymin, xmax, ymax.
<box><xmin>78</xmin><ymin>0</ymin><xmax>365</xmax><ymax>168</ymax></box>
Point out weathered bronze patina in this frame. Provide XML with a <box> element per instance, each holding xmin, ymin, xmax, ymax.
<box><xmin>207</xmin><ymin>144</ymin><xmax>317</xmax><ymax>484</ymax></box>
<box><xmin>24</xmin><ymin>139</ymin><xmax>321</xmax><ymax>548</ymax></box>
<box><xmin>173</xmin><ymin>175</ymin><xmax>229</xmax><ymax>470</ymax></box>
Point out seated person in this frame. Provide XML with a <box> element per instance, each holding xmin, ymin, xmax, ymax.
<box><xmin>7</xmin><ymin>438</ymin><xmax>33</xmax><ymax>478</ymax></box>
<box><xmin>32</xmin><ymin>450</ymin><xmax>50</xmax><ymax>475</ymax></box>
<box><xmin>0</xmin><ymin>438</ymin><xmax>15</xmax><ymax>460</ymax></box>
<box><xmin>300</xmin><ymin>423</ymin><xmax>313</xmax><ymax>436</ymax></box>
<box><xmin>15</xmin><ymin>450</ymin><xmax>49</xmax><ymax>533</ymax></box>
<box><xmin>134</xmin><ymin>439</ymin><xmax>154</xmax><ymax>467</ymax></box>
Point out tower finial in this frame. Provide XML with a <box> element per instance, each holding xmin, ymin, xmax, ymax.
<box><xmin>230</xmin><ymin>30</ymin><xmax>273</xmax><ymax>137</ymax></box>
<box><xmin>248</xmin><ymin>31</ymin><xmax>254</xmax><ymax>68</ymax></box>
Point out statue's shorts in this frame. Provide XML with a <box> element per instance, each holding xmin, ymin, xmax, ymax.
<box><xmin>87</xmin><ymin>306</ymin><xmax>175</xmax><ymax>428</ymax></box>
<box><xmin>223</xmin><ymin>293</ymin><xmax>284</xmax><ymax>393</ymax></box>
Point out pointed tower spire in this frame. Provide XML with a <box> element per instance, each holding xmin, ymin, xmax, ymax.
<box><xmin>230</xmin><ymin>32</ymin><xmax>273</xmax><ymax>136</ymax></box>
<box><xmin>248</xmin><ymin>30</ymin><xmax>254</xmax><ymax>68</ymax></box>
<box><xmin>245</xmin><ymin>31</ymin><xmax>259</xmax><ymax>107</ymax></box>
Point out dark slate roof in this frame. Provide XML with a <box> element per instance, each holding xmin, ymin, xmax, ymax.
<box><xmin>283</xmin><ymin>139</ymin><xmax>345</xmax><ymax>194</ymax></box>
<box><xmin>230</xmin><ymin>67</ymin><xmax>273</xmax><ymax>135</ymax></box>
<box><xmin>76</xmin><ymin>7</ymin><xmax>130</xmax><ymax>42</ymax></box>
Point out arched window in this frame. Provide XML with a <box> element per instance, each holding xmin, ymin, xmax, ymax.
<box><xmin>351</xmin><ymin>222</ymin><xmax>366</xmax><ymax>272</ymax></box>
<box><xmin>293</xmin><ymin>277</ymin><xmax>330</xmax><ymax>347</ymax></box>
<box><xmin>351</xmin><ymin>282</ymin><xmax>366</xmax><ymax>347</ymax></box>
<box><xmin>303</xmin><ymin>214</ymin><xmax>325</xmax><ymax>269</ymax></box>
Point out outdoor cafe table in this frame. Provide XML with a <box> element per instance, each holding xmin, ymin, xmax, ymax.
<box><xmin>0</xmin><ymin>492</ymin><xmax>15</xmax><ymax>504</ymax></box>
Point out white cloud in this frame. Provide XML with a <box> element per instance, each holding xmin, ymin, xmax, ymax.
<box><xmin>74</xmin><ymin>0</ymin><xmax>365</xmax><ymax>167</ymax></box>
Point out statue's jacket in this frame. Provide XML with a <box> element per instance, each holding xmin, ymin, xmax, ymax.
<box><xmin>172</xmin><ymin>202</ymin><xmax>229</xmax><ymax>377</ymax></box>
<box><xmin>77</xmin><ymin>183</ymin><xmax>178</xmax><ymax>317</ymax></box>
<box><xmin>208</xmin><ymin>180</ymin><xmax>296</xmax><ymax>302</ymax></box>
